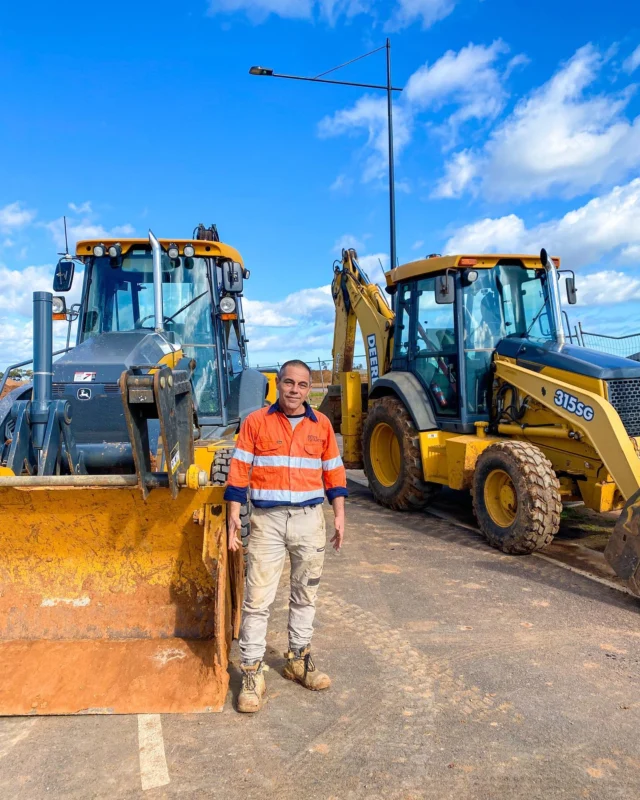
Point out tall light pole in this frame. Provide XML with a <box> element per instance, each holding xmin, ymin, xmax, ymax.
<box><xmin>250</xmin><ymin>39</ymin><xmax>402</xmax><ymax>271</ymax></box>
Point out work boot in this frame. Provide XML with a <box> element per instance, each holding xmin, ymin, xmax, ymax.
<box><xmin>283</xmin><ymin>646</ymin><xmax>331</xmax><ymax>691</ymax></box>
<box><xmin>237</xmin><ymin>660</ymin><xmax>268</xmax><ymax>713</ymax></box>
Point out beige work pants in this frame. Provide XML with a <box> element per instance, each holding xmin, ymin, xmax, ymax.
<box><xmin>239</xmin><ymin>504</ymin><xmax>326</xmax><ymax>665</ymax></box>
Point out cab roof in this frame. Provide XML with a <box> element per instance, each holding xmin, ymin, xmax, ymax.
<box><xmin>75</xmin><ymin>238</ymin><xmax>244</xmax><ymax>265</ymax></box>
<box><xmin>386</xmin><ymin>253</ymin><xmax>560</xmax><ymax>286</ymax></box>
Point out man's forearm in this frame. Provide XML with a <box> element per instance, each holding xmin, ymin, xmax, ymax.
<box><xmin>331</xmin><ymin>496</ymin><xmax>345</xmax><ymax>518</ymax></box>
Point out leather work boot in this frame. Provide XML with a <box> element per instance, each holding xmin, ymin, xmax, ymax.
<box><xmin>283</xmin><ymin>646</ymin><xmax>331</xmax><ymax>691</ymax></box>
<box><xmin>237</xmin><ymin>660</ymin><xmax>268</xmax><ymax>713</ymax></box>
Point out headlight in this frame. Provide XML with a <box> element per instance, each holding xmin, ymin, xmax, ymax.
<box><xmin>93</xmin><ymin>244</ymin><xmax>106</xmax><ymax>257</ymax></box>
<box><xmin>466</xmin><ymin>269</ymin><xmax>479</xmax><ymax>283</ymax></box>
<box><xmin>52</xmin><ymin>296</ymin><xmax>67</xmax><ymax>315</ymax></box>
<box><xmin>108</xmin><ymin>243</ymin><xmax>122</xmax><ymax>259</ymax></box>
<box><xmin>220</xmin><ymin>296</ymin><xmax>236</xmax><ymax>314</ymax></box>
<box><xmin>183</xmin><ymin>243</ymin><xmax>195</xmax><ymax>258</ymax></box>
<box><xmin>168</xmin><ymin>243</ymin><xmax>180</xmax><ymax>260</ymax></box>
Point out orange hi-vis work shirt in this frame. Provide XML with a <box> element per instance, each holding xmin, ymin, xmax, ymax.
<box><xmin>223</xmin><ymin>402</ymin><xmax>348</xmax><ymax>508</ymax></box>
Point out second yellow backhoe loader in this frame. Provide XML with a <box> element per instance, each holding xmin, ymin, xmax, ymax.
<box><xmin>321</xmin><ymin>248</ymin><xmax>640</xmax><ymax>595</ymax></box>
<box><xmin>0</xmin><ymin>226</ymin><xmax>265</xmax><ymax>714</ymax></box>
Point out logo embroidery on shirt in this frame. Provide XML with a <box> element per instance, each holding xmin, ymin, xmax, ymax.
<box><xmin>307</xmin><ymin>434</ymin><xmax>321</xmax><ymax>442</ymax></box>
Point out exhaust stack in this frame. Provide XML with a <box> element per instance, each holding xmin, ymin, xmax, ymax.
<box><xmin>149</xmin><ymin>230</ymin><xmax>164</xmax><ymax>332</ymax></box>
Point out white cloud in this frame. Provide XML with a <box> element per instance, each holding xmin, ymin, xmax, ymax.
<box><xmin>385</xmin><ymin>0</ymin><xmax>456</xmax><ymax>31</ymax></box>
<box><xmin>209</xmin><ymin>0</ymin><xmax>312</xmax><ymax>21</ymax></box>
<box><xmin>432</xmin><ymin>149</ymin><xmax>478</xmax><ymax>198</ymax></box>
<box><xmin>406</xmin><ymin>40</ymin><xmax>510</xmax><ymax>142</ymax></box>
<box><xmin>358</xmin><ymin>252</ymin><xmax>389</xmax><ymax>284</ymax></box>
<box><xmin>0</xmin><ymin>202</ymin><xmax>36</xmax><ymax>233</ymax></box>
<box><xmin>445</xmin><ymin>177</ymin><xmax>640</xmax><ymax>271</ymax></box>
<box><xmin>330</xmin><ymin>174</ymin><xmax>353</xmax><ymax>193</ymax></box>
<box><xmin>573</xmin><ymin>270</ymin><xmax>640</xmax><ymax>306</ymax></box>
<box><xmin>68</xmin><ymin>201</ymin><xmax>93</xmax><ymax>214</ymax></box>
<box><xmin>439</xmin><ymin>44</ymin><xmax>640</xmax><ymax>200</ymax></box>
<box><xmin>208</xmin><ymin>0</ymin><xmax>368</xmax><ymax>23</ymax></box>
<box><xmin>321</xmin><ymin>40</ymin><xmax>518</xmax><ymax>187</ymax></box>
<box><xmin>623</xmin><ymin>45</ymin><xmax>640</xmax><ymax>74</ymax></box>
<box><xmin>412</xmin><ymin>239</ymin><xmax>424</xmax><ymax>250</ymax></box>
<box><xmin>45</xmin><ymin>217</ymin><xmax>135</xmax><ymax>251</ymax></box>
<box><xmin>318</xmin><ymin>94</ymin><xmax>412</xmax><ymax>182</ymax></box>
<box><xmin>333</xmin><ymin>233</ymin><xmax>367</xmax><ymax>254</ymax></box>
<box><xmin>0</xmin><ymin>263</ymin><xmax>84</xmax><ymax>369</ymax></box>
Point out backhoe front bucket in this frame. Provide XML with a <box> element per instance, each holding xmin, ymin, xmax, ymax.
<box><xmin>605</xmin><ymin>487</ymin><xmax>640</xmax><ymax>596</ymax></box>
<box><xmin>0</xmin><ymin>484</ymin><xmax>239</xmax><ymax>714</ymax></box>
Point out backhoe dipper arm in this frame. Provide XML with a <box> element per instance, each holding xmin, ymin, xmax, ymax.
<box><xmin>330</xmin><ymin>249</ymin><xmax>395</xmax><ymax>386</ymax></box>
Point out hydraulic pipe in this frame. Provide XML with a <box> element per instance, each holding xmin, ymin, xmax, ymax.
<box><xmin>0</xmin><ymin>473</ymin><xmax>170</xmax><ymax>488</ymax></box>
<box><xmin>541</xmin><ymin>248</ymin><xmax>565</xmax><ymax>347</ymax></box>
<box><xmin>149</xmin><ymin>229</ymin><xmax>164</xmax><ymax>332</ymax></box>
<box><xmin>31</xmin><ymin>291</ymin><xmax>53</xmax><ymax>454</ymax></box>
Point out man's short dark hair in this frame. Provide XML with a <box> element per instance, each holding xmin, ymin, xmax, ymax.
<box><xmin>278</xmin><ymin>360</ymin><xmax>312</xmax><ymax>380</ymax></box>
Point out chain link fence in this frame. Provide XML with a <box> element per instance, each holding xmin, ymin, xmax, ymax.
<box><xmin>573</xmin><ymin>322</ymin><xmax>640</xmax><ymax>360</ymax></box>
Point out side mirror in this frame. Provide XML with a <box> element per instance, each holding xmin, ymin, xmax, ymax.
<box><xmin>53</xmin><ymin>258</ymin><xmax>75</xmax><ymax>293</ymax></box>
<box><xmin>435</xmin><ymin>273</ymin><xmax>455</xmax><ymax>304</ymax></box>
<box><xmin>223</xmin><ymin>261</ymin><xmax>244</xmax><ymax>294</ymax></box>
<box><xmin>565</xmin><ymin>275</ymin><xmax>577</xmax><ymax>305</ymax></box>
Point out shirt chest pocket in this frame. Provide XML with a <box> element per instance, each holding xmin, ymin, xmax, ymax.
<box><xmin>303</xmin><ymin>442</ymin><xmax>324</xmax><ymax>459</ymax></box>
<box><xmin>255</xmin><ymin>438</ymin><xmax>282</xmax><ymax>456</ymax></box>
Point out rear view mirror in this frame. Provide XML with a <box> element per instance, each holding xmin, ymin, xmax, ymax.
<box><xmin>53</xmin><ymin>258</ymin><xmax>75</xmax><ymax>293</ymax></box>
<box><xmin>435</xmin><ymin>273</ymin><xmax>455</xmax><ymax>304</ymax></box>
<box><xmin>223</xmin><ymin>261</ymin><xmax>244</xmax><ymax>294</ymax></box>
<box><xmin>565</xmin><ymin>275</ymin><xmax>577</xmax><ymax>305</ymax></box>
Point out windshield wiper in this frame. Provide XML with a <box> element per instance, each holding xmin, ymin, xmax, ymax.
<box><xmin>166</xmin><ymin>291</ymin><xmax>209</xmax><ymax>322</ymax></box>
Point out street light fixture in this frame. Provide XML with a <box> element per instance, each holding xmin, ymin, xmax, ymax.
<box><xmin>249</xmin><ymin>39</ymin><xmax>402</xmax><ymax>273</ymax></box>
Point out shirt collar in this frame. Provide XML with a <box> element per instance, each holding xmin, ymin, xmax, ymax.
<box><xmin>268</xmin><ymin>401</ymin><xmax>318</xmax><ymax>422</ymax></box>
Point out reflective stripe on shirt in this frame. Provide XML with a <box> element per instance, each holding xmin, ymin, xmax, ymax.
<box><xmin>253</xmin><ymin>455</ymin><xmax>322</xmax><ymax>469</ymax></box>
<box><xmin>249</xmin><ymin>488</ymin><xmax>324</xmax><ymax>503</ymax></box>
<box><xmin>322</xmin><ymin>456</ymin><xmax>343</xmax><ymax>471</ymax></box>
<box><xmin>232</xmin><ymin>448</ymin><xmax>254</xmax><ymax>464</ymax></box>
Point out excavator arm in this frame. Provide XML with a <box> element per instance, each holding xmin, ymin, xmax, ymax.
<box><xmin>320</xmin><ymin>250</ymin><xmax>395</xmax><ymax>467</ymax></box>
<box><xmin>329</xmin><ymin>249</ymin><xmax>395</xmax><ymax>383</ymax></box>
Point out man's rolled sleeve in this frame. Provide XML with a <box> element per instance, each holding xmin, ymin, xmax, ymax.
<box><xmin>322</xmin><ymin>424</ymin><xmax>348</xmax><ymax>502</ymax></box>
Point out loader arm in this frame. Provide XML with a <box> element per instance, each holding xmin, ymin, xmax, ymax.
<box><xmin>494</xmin><ymin>357</ymin><xmax>640</xmax><ymax>501</ymax></box>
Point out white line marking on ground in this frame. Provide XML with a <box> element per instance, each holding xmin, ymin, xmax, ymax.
<box><xmin>0</xmin><ymin>719</ymin><xmax>38</xmax><ymax>759</ymax></box>
<box><xmin>138</xmin><ymin>714</ymin><xmax>170</xmax><ymax>791</ymax></box>
<box><xmin>532</xmin><ymin>553</ymin><xmax>635</xmax><ymax>597</ymax></box>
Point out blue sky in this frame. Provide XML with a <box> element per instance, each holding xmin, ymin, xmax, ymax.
<box><xmin>1</xmin><ymin>0</ymin><xmax>639</xmax><ymax>368</ymax></box>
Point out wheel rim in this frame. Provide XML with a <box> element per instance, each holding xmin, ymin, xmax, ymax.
<box><xmin>369</xmin><ymin>422</ymin><xmax>401</xmax><ymax>488</ymax></box>
<box><xmin>484</xmin><ymin>468</ymin><xmax>518</xmax><ymax>528</ymax></box>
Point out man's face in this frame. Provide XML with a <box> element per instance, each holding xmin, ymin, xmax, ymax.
<box><xmin>277</xmin><ymin>365</ymin><xmax>312</xmax><ymax>413</ymax></box>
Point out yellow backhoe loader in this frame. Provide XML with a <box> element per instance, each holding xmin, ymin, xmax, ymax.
<box><xmin>321</xmin><ymin>248</ymin><xmax>640</xmax><ymax>595</ymax></box>
<box><xmin>0</xmin><ymin>227</ymin><xmax>265</xmax><ymax>714</ymax></box>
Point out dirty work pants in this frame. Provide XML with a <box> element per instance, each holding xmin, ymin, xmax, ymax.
<box><xmin>239</xmin><ymin>504</ymin><xmax>326</xmax><ymax>665</ymax></box>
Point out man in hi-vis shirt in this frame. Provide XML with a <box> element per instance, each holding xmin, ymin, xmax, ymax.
<box><xmin>224</xmin><ymin>360</ymin><xmax>348</xmax><ymax>713</ymax></box>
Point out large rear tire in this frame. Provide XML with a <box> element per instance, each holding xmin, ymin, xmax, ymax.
<box><xmin>472</xmin><ymin>440</ymin><xmax>561</xmax><ymax>555</ymax></box>
<box><xmin>211</xmin><ymin>447</ymin><xmax>251</xmax><ymax>557</ymax></box>
<box><xmin>363</xmin><ymin>396</ymin><xmax>440</xmax><ymax>511</ymax></box>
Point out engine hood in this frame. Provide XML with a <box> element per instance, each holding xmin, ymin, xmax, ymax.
<box><xmin>495</xmin><ymin>337</ymin><xmax>640</xmax><ymax>381</ymax></box>
<box><xmin>53</xmin><ymin>331</ymin><xmax>180</xmax><ymax>384</ymax></box>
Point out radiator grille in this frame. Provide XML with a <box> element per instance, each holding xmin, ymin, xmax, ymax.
<box><xmin>52</xmin><ymin>383</ymin><xmax>120</xmax><ymax>396</ymax></box>
<box><xmin>607</xmin><ymin>378</ymin><xmax>640</xmax><ymax>437</ymax></box>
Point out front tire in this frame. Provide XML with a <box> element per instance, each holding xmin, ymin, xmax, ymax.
<box><xmin>472</xmin><ymin>440</ymin><xmax>561</xmax><ymax>555</ymax></box>
<box><xmin>211</xmin><ymin>447</ymin><xmax>251</xmax><ymax>557</ymax></box>
<box><xmin>363</xmin><ymin>396</ymin><xmax>440</xmax><ymax>511</ymax></box>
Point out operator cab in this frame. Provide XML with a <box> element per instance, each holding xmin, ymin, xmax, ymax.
<box><xmin>389</xmin><ymin>254</ymin><xmax>575</xmax><ymax>432</ymax></box>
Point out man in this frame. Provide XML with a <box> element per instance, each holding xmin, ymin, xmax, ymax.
<box><xmin>224</xmin><ymin>360</ymin><xmax>347</xmax><ymax>713</ymax></box>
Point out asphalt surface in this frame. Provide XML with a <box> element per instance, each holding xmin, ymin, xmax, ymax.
<box><xmin>1</xmin><ymin>480</ymin><xmax>640</xmax><ymax>799</ymax></box>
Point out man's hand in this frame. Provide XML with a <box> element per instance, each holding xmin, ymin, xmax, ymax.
<box><xmin>330</xmin><ymin>496</ymin><xmax>345</xmax><ymax>552</ymax></box>
<box><xmin>228</xmin><ymin>501</ymin><xmax>242</xmax><ymax>552</ymax></box>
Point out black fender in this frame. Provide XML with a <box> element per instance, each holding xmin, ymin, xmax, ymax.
<box><xmin>368</xmin><ymin>372</ymin><xmax>437</xmax><ymax>432</ymax></box>
<box><xmin>227</xmin><ymin>368</ymin><xmax>268</xmax><ymax>423</ymax></box>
